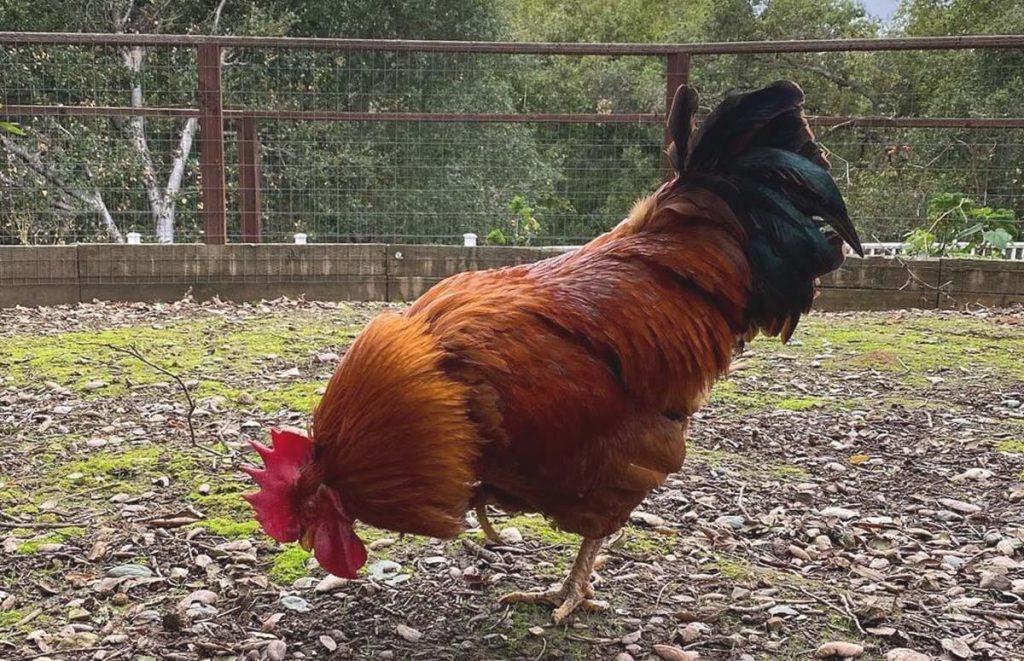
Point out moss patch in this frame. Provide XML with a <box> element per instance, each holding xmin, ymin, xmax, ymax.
<box><xmin>792</xmin><ymin>315</ymin><xmax>1024</xmax><ymax>384</ymax></box>
<box><xmin>15</xmin><ymin>526</ymin><xmax>86</xmax><ymax>554</ymax></box>
<box><xmin>776</xmin><ymin>396</ymin><xmax>824</xmax><ymax>411</ymax></box>
<box><xmin>503</xmin><ymin>514</ymin><xmax>578</xmax><ymax>546</ymax></box>
<box><xmin>617</xmin><ymin>527</ymin><xmax>676</xmax><ymax>556</ymax></box>
<box><xmin>255</xmin><ymin>381</ymin><xmax>328</xmax><ymax>413</ymax></box>
<box><xmin>199</xmin><ymin>517</ymin><xmax>261</xmax><ymax>539</ymax></box>
<box><xmin>996</xmin><ymin>440</ymin><xmax>1024</xmax><ymax>454</ymax></box>
<box><xmin>268</xmin><ymin>546</ymin><xmax>313</xmax><ymax>584</ymax></box>
<box><xmin>714</xmin><ymin>555</ymin><xmax>754</xmax><ymax>581</ymax></box>
<box><xmin>0</xmin><ymin>315</ymin><xmax>354</xmax><ymax>402</ymax></box>
<box><xmin>188</xmin><ymin>490</ymin><xmax>251</xmax><ymax>520</ymax></box>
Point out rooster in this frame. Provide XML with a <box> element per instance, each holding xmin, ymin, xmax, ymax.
<box><xmin>243</xmin><ymin>80</ymin><xmax>862</xmax><ymax>622</ymax></box>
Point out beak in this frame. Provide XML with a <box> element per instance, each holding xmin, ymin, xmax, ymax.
<box><xmin>299</xmin><ymin>529</ymin><xmax>314</xmax><ymax>552</ymax></box>
<box><xmin>829</xmin><ymin>214</ymin><xmax>864</xmax><ymax>257</ymax></box>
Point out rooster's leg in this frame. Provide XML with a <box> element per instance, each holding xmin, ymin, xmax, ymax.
<box><xmin>499</xmin><ymin>536</ymin><xmax>608</xmax><ymax>623</ymax></box>
<box><xmin>475</xmin><ymin>503</ymin><xmax>502</xmax><ymax>544</ymax></box>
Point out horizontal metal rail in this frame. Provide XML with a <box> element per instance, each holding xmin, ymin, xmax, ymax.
<box><xmin>2</xmin><ymin>32</ymin><xmax>1024</xmax><ymax>54</ymax></box>
<box><xmin>6</xmin><ymin>104</ymin><xmax>1024</xmax><ymax>129</ymax></box>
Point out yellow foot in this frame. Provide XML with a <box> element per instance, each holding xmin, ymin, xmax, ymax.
<box><xmin>500</xmin><ymin>584</ymin><xmax>608</xmax><ymax>624</ymax></box>
<box><xmin>476</xmin><ymin>503</ymin><xmax>502</xmax><ymax>544</ymax></box>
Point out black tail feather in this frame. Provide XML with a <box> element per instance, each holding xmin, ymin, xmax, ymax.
<box><xmin>664</xmin><ymin>81</ymin><xmax>863</xmax><ymax>342</ymax></box>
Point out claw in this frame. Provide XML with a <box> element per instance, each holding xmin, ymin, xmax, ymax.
<box><xmin>500</xmin><ymin>586</ymin><xmax>608</xmax><ymax>624</ymax></box>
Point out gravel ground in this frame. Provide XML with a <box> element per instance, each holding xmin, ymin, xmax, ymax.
<box><xmin>1</xmin><ymin>298</ymin><xmax>1022</xmax><ymax>661</ymax></box>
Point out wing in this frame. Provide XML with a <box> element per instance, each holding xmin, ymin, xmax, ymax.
<box><xmin>407</xmin><ymin>228</ymin><xmax>742</xmax><ymax>537</ymax></box>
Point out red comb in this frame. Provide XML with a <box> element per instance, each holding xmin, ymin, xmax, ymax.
<box><xmin>241</xmin><ymin>427</ymin><xmax>314</xmax><ymax>543</ymax></box>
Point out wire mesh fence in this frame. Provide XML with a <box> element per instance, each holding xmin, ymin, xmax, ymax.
<box><xmin>1</xmin><ymin>33</ymin><xmax>1023</xmax><ymax>246</ymax></box>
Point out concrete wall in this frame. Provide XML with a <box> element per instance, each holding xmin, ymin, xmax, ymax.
<box><xmin>2</xmin><ymin>244</ymin><xmax>1023</xmax><ymax>310</ymax></box>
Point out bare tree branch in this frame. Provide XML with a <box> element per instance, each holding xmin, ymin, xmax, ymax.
<box><xmin>111</xmin><ymin>0</ymin><xmax>229</xmax><ymax>243</ymax></box>
<box><xmin>212</xmin><ymin>0</ymin><xmax>229</xmax><ymax>29</ymax></box>
<box><xmin>0</xmin><ymin>133</ymin><xmax>124</xmax><ymax>242</ymax></box>
<box><xmin>785</xmin><ymin>59</ymin><xmax>884</xmax><ymax>113</ymax></box>
<box><xmin>100</xmin><ymin>343</ymin><xmax>227</xmax><ymax>457</ymax></box>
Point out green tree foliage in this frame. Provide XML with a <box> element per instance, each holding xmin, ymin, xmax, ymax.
<box><xmin>905</xmin><ymin>192</ymin><xmax>1017</xmax><ymax>257</ymax></box>
<box><xmin>0</xmin><ymin>0</ymin><xmax>1022</xmax><ymax>247</ymax></box>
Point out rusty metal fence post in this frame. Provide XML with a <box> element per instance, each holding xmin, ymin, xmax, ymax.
<box><xmin>237</xmin><ymin>114</ymin><xmax>263</xmax><ymax>243</ymax></box>
<box><xmin>197</xmin><ymin>43</ymin><xmax>227</xmax><ymax>244</ymax></box>
<box><xmin>664</xmin><ymin>52</ymin><xmax>691</xmax><ymax>175</ymax></box>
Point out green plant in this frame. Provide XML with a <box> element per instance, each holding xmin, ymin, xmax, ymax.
<box><xmin>485</xmin><ymin>228</ymin><xmax>508</xmax><ymax>245</ymax></box>
<box><xmin>904</xmin><ymin>193</ymin><xmax>1017</xmax><ymax>257</ymax></box>
<box><xmin>484</xmin><ymin>197</ymin><xmax>543</xmax><ymax>246</ymax></box>
<box><xmin>0</xmin><ymin>103</ymin><xmax>25</xmax><ymax>135</ymax></box>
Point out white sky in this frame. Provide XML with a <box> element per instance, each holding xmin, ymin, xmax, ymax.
<box><xmin>862</xmin><ymin>0</ymin><xmax>901</xmax><ymax>19</ymax></box>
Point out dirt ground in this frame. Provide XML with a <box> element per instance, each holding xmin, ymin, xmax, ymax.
<box><xmin>1</xmin><ymin>298</ymin><xmax>1022</xmax><ymax>661</ymax></box>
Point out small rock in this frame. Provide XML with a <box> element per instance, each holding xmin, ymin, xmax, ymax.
<box><xmin>421</xmin><ymin>555</ymin><xmax>448</xmax><ymax>566</ymax></box>
<box><xmin>631</xmin><ymin>511</ymin><xmax>667</xmax><ymax>527</ymax></box>
<box><xmin>265</xmin><ymin>639</ymin><xmax>287</xmax><ymax>661</ymax></box>
<box><xmin>292</xmin><ymin>577</ymin><xmax>316</xmax><ymax>590</ymax></box>
<box><xmin>942</xmin><ymin>555</ymin><xmax>965</xmax><ymax>571</ymax></box>
<box><xmin>620</xmin><ymin>629</ymin><xmax>642</xmax><ymax>645</ymax></box>
<box><xmin>730</xmin><ymin>587</ymin><xmax>751</xmax><ymax>600</ymax></box>
<box><xmin>177</xmin><ymin>590</ymin><xmax>217</xmax><ymax>610</ymax></box>
<box><xmin>236</xmin><ymin>392</ymin><xmax>255</xmax><ymax>405</ymax></box>
<box><xmin>320</xmin><ymin>635</ymin><xmax>337</xmax><ymax>652</ymax></box>
<box><xmin>996</xmin><ymin>539</ymin><xmax>1017</xmax><ymax>557</ymax></box>
<box><xmin>110</xmin><ymin>593</ymin><xmax>130</xmax><ymax>607</ymax></box>
<box><xmin>279</xmin><ymin>595</ymin><xmax>310</xmax><ymax>612</ymax></box>
<box><xmin>67</xmin><ymin>607</ymin><xmax>90</xmax><ymax>621</ymax></box>
<box><xmin>1002</xmin><ymin>399</ymin><xmax>1021</xmax><ymax>409</ymax></box>
<box><xmin>262</xmin><ymin>613</ymin><xmax>284</xmax><ymax>631</ymax></box>
<box><xmin>789</xmin><ymin>544</ymin><xmax>811</xmax><ymax>561</ymax></box>
<box><xmin>952</xmin><ymin>468</ymin><xmax>993</xmax><ymax>482</ymax></box>
<box><xmin>194</xmin><ymin>554</ymin><xmax>214</xmax><ymax>568</ymax></box>
<box><xmin>528</xmin><ymin>626</ymin><xmax>544</xmax><ymax>636</ymax></box>
<box><xmin>941</xmin><ymin>637</ymin><xmax>973</xmax><ymax>659</ymax></box>
<box><xmin>498</xmin><ymin>527</ymin><xmax>523</xmax><ymax>544</ymax></box>
<box><xmin>714</xmin><ymin>515</ymin><xmax>745</xmax><ymax>530</ymax></box>
<box><xmin>653</xmin><ymin>645</ymin><xmax>699</xmax><ymax>660</ymax></box>
<box><xmin>937</xmin><ymin>498</ymin><xmax>981</xmax><ymax>515</ymax></box>
<box><xmin>397</xmin><ymin>623</ymin><xmax>423</xmax><ymax>642</ymax></box>
<box><xmin>678</xmin><ymin>622</ymin><xmax>709</xmax><ymax>643</ymax></box>
<box><xmin>316</xmin><ymin>352</ymin><xmax>341</xmax><ymax>363</ymax></box>
<box><xmin>814</xmin><ymin>535</ymin><xmax>833</xmax><ymax>550</ymax></box>
<box><xmin>979</xmin><ymin>571</ymin><xmax>1012</xmax><ymax>591</ymax></box>
<box><xmin>820</xmin><ymin>507</ymin><xmax>859</xmax><ymax>520</ymax></box>
<box><xmin>768</xmin><ymin>605</ymin><xmax>800</xmax><ymax>617</ymax></box>
<box><xmin>83</xmin><ymin>380</ymin><xmax>107</xmax><ymax>391</ymax></box>
<box><xmin>58</xmin><ymin>631</ymin><xmax>99</xmax><ymax>650</ymax></box>
<box><xmin>315</xmin><ymin>575</ymin><xmax>349</xmax><ymax>593</ymax></box>
<box><xmin>368</xmin><ymin>560</ymin><xmax>402</xmax><ymax>581</ymax></box>
<box><xmin>885</xmin><ymin>649</ymin><xmax>930</xmax><ymax>661</ymax></box>
<box><xmin>615</xmin><ymin>654</ymin><xmax>636</xmax><ymax>661</ymax></box>
<box><xmin>814</xmin><ymin>641</ymin><xmax>864</xmax><ymax>658</ymax></box>
<box><xmin>368</xmin><ymin>538</ymin><xmax>395</xmax><ymax>550</ymax></box>
<box><xmin>106</xmin><ymin>564</ymin><xmax>152</xmax><ymax>578</ymax></box>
